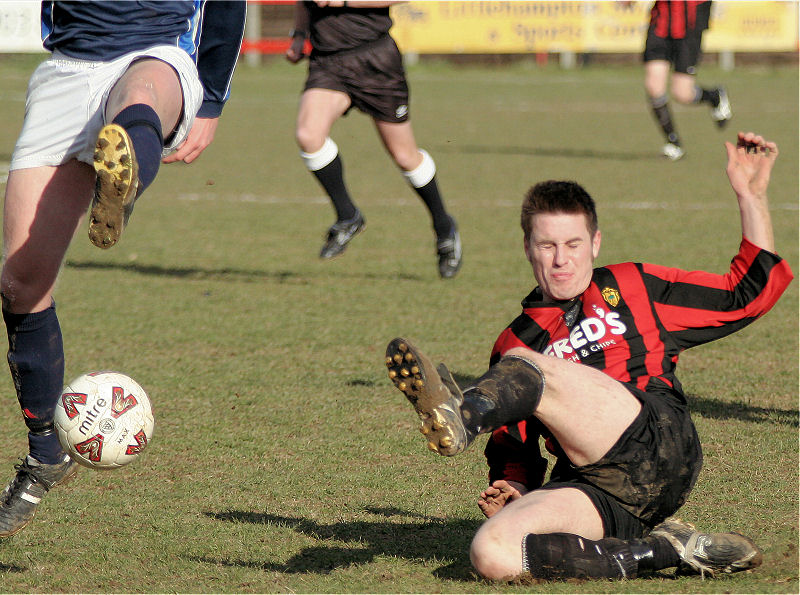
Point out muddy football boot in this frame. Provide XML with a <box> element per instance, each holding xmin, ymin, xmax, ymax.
<box><xmin>0</xmin><ymin>454</ymin><xmax>78</xmax><ymax>538</ymax></box>
<box><xmin>651</xmin><ymin>518</ymin><xmax>763</xmax><ymax>577</ymax></box>
<box><xmin>319</xmin><ymin>210</ymin><xmax>365</xmax><ymax>259</ymax></box>
<box><xmin>385</xmin><ymin>338</ymin><xmax>473</xmax><ymax>456</ymax></box>
<box><xmin>89</xmin><ymin>123</ymin><xmax>140</xmax><ymax>249</ymax></box>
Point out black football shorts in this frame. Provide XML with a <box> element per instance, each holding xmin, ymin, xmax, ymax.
<box><xmin>643</xmin><ymin>27</ymin><xmax>704</xmax><ymax>75</ymax></box>
<box><xmin>539</xmin><ymin>386</ymin><xmax>703</xmax><ymax>539</ymax></box>
<box><xmin>304</xmin><ymin>34</ymin><xmax>410</xmax><ymax>123</ymax></box>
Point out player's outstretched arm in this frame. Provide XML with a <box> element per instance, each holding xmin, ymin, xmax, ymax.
<box><xmin>725</xmin><ymin>131</ymin><xmax>779</xmax><ymax>253</ymax></box>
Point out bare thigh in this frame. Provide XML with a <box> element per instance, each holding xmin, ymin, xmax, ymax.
<box><xmin>295</xmin><ymin>88</ymin><xmax>351</xmax><ymax>152</ymax></box>
<box><xmin>644</xmin><ymin>59</ymin><xmax>670</xmax><ymax>97</ymax></box>
<box><xmin>373</xmin><ymin>119</ymin><xmax>421</xmax><ymax>171</ymax></box>
<box><xmin>505</xmin><ymin>347</ymin><xmax>641</xmax><ymax>467</ymax></box>
<box><xmin>2</xmin><ymin>161</ymin><xmax>94</xmax><ymax>313</ymax></box>
<box><xmin>670</xmin><ymin>72</ymin><xmax>696</xmax><ymax>104</ymax></box>
<box><xmin>106</xmin><ymin>58</ymin><xmax>183</xmax><ymax>136</ymax></box>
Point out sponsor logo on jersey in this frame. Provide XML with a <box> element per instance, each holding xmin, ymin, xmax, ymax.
<box><xmin>544</xmin><ymin>304</ymin><xmax>627</xmax><ymax>361</ymax></box>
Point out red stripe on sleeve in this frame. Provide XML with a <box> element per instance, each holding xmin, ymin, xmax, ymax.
<box><xmin>642</xmin><ymin>237</ymin><xmax>762</xmax><ymax>291</ymax></box>
<box><xmin>491</xmin><ymin>327</ymin><xmax>527</xmax><ymax>360</ymax></box>
<box><xmin>650</xmin><ymin>239</ymin><xmax>793</xmax><ymax>333</ymax></box>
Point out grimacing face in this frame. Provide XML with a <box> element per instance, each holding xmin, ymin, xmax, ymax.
<box><xmin>524</xmin><ymin>211</ymin><xmax>601</xmax><ymax>302</ymax></box>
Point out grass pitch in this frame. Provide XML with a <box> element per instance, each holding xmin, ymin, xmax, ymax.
<box><xmin>0</xmin><ymin>54</ymin><xmax>797</xmax><ymax>593</ymax></box>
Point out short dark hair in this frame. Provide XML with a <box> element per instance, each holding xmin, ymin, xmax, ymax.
<box><xmin>521</xmin><ymin>180</ymin><xmax>598</xmax><ymax>241</ymax></box>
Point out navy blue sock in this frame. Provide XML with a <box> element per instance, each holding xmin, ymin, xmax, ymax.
<box><xmin>3</xmin><ymin>304</ymin><xmax>66</xmax><ymax>464</ymax></box>
<box><xmin>112</xmin><ymin>104</ymin><xmax>164</xmax><ymax>196</ymax></box>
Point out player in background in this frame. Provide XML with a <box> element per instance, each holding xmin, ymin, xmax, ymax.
<box><xmin>286</xmin><ymin>0</ymin><xmax>462</xmax><ymax>278</ymax></box>
<box><xmin>0</xmin><ymin>0</ymin><xmax>245</xmax><ymax>538</ymax></box>
<box><xmin>385</xmin><ymin>132</ymin><xmax>791</xmax><ymax>581</ymax></box>
<box><xmin>642</xmin><ymin>0</ymin><xmax>731</xmax><ymax>160</ymax></box>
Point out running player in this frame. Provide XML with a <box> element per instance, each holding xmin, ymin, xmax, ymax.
<box><xmin>286</xmin><ymin>1</ymin><xmax>462</xmax><ymax>278</ymax></box>
<box><xmin>385</xmin><ymin>132</ymin><xmax>791</xmax><ymax>580</ymax></box>
<box><xmin>643</xmin><ymin>0</ymin><xmax>731</xmax><ymax>160</ymax></box>
<box><xmin>0</xmin><ymin>0</ymin><xmax>246</xmax><ymax>538</ymax></box>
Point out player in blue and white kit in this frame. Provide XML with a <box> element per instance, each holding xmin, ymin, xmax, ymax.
<box><xmin>0</xmin><ymin>1</ymin><xmax>246</xmax><ymax>538</ymax></box>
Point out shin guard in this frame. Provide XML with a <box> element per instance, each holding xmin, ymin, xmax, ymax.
<box><xmin>462</xmin><ymin>355</ymin><xmax>545</xmax><ymax>436</ymax></box>
<box><xmin>523</xmin><ymin>533</ymin><xmax>652</xmax><ymax>580</ymax></box>
<box><xmin>386</xmin><ymin>338</ymin><xmax>544</xmax><ymax>456</ymax></box>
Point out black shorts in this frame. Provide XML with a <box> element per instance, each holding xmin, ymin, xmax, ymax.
<box><xmin>643</xmin><ymin>27</ymin><xmax>704</xmax><ymax>75</ymax></box>
<box><xmin>304</xmin><ymin>34</ymin><xmax>410</xmax><ymax>123</ymax></box>
<box><xmin>539</xmin><ymin>386</ymin><xmax>703</xmax><ymax>539</ymax></box>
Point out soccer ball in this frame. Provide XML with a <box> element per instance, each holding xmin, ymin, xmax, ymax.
<box><xmin>54</xmin><ymin>371</ymin><xmax>154</xmax><ymax>470</ymax></box>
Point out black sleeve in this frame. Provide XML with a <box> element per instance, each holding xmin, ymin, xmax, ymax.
<box><xmin>196</xmin><ymin>0</ymin><xmax>247</xmax><ymax>118</ymax></box>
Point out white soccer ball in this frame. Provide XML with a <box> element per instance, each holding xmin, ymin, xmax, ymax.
<box><xmin>54</xmin><ymin>371</ymin><xmax>154</xmax><ymax>470</ymax></box>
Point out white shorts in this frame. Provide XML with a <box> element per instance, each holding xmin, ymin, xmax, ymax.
<box><xmin>10</xmin><ymin>45</ymin><xmax>203</xmax><ymax>170</ymax></box>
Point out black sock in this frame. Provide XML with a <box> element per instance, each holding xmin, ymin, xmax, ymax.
<box><xmin>3</xmin><ymin>304</ymin><xmax>65</xmax><ymax>464</ymax></box>
<box><xmin>522</xmin><ymin>532</ymin><xmax>680</xmax><ymax>580</ymax></box>
<box><xmin>632</xmin><ymin>535</ymin><xmax>681</xmax><ymax>571</ymax></box>
<box><xmin>700</xmin><ymin>87</ymin><xmax>720</xmax><ymax>107</ymax></box>
<box><xmin>412</xmin><ymin>177</ymin><xmax>451</xmax><ymax>239</ymax></box>
<box><xmin>462</xmin><ymin>355</ymin><xmax>544</xmax><ymax>436</ymax></box>
<box><xmin>311</xmin><ymin>155</ymin><xmax>357</xmax><ymax>222</ymax></box>
<box><xmin>112</xmin><ymin>104</ymin><xmax>164</xmax><ymax>196</ymax></box>
<box><xmin>649</xmin><ymin>95</ymin><xmax>680</xmax><ymax>145</ymax></box>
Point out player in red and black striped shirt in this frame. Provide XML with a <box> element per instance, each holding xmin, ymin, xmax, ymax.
<box><xmin>643</xmin><ymin>0</ymin><xmax>732</xmax><ymax>160</ymax></box>
<box><xmin>385</xmin><ymin>132</ymin><xmax>791</xmax><ymax>581</ymax></box>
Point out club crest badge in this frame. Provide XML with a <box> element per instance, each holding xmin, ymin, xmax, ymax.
<box><xmin>601</xmin><ymin>287</ymin><xmax>621</xmax><ymax>307</ymax></box>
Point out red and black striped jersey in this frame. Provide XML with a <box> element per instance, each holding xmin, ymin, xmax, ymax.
<box><xmin>485</xmin><ymin>238</ymin><xmax>793</xmax><ymax>487</ymax></box>
<box><xmin>649</xmin><ymin>0</ymin><xmax>712</xmax><ymax>39</ymax></box>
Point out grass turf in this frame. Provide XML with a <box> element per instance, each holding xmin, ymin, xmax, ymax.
<box><xmin>0</xmin><ymin>53</ymin><xmax>797</xmax><ymax>593</ymax></box>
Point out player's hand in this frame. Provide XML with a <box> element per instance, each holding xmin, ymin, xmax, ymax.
<box><xmin>725</xmin><ymin>131</ymin><xmax>778</xmax><ymax>201</ymax></box>
<box><xmin>478</xmin><ymin>480</ymin><xmax>526</xmax><ymax>518</ymax></box>
<box><xmin>286</xmin><ymin>36</ymin><xmax>307</xmax><ymax>63</ymax></box>
<box><xmin>162</xmin><ymin>117</ymin><xmax>219</xmax><ymax>164</ymax></box>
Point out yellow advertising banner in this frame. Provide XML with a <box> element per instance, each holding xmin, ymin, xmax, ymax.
<box><xmin>390</xmin><ymin>1</ymin><xmax>799</xmax><ymax>54</ymax></box>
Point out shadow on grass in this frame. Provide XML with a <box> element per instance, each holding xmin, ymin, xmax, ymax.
<box><xmin>686</xmin><ymin>393</ymin><xmax>798</xmax><ymax>427</ymax></box>
<box><xmin>65</xmin><ymin>260</ymin><xmax>424</xmax><ymax>282</ymax></box>
<box><xmin>0</xmin><ymin>563</ymin><xmax>25</xmax><ymax>573</ymax></box>
<box><xmin>436</xmin><ymin>143</ymin><xmax>653</xmax><ymax>162</ymax></box>
<box><xmin>452</xmin><ymin>373</ymin><xmax>797</xmax><ymax>427</ymax></box>
<box><xmin>199</xmin><ymin>506</ymin><xmax>479</xmax><ymax>580</ymax></box>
